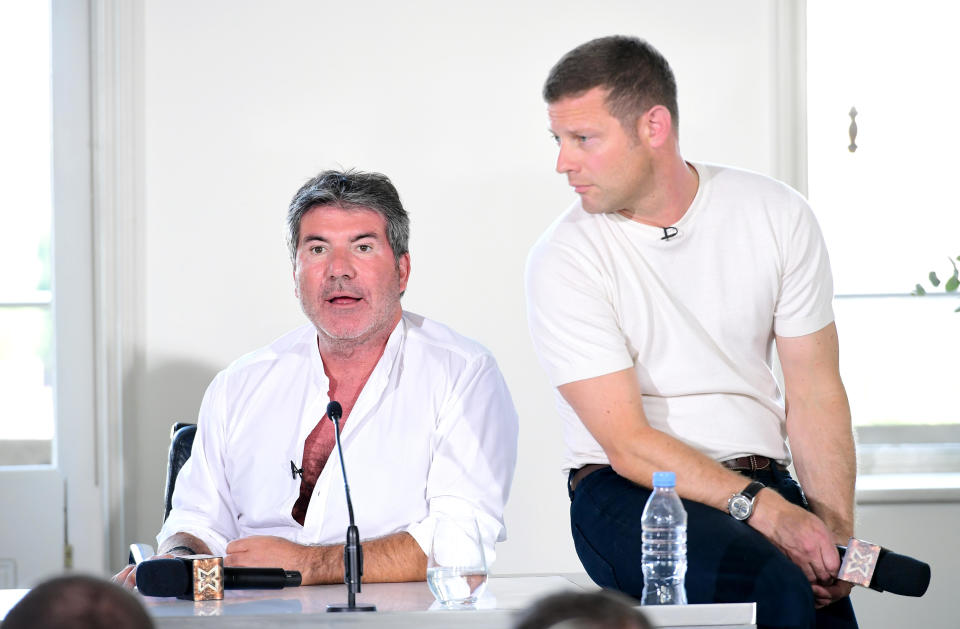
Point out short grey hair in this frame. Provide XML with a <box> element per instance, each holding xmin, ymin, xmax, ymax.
<box><xmin>286</xmin><ymin>169</ymin><xmax>410</xmax><ymax>264</ymax></box>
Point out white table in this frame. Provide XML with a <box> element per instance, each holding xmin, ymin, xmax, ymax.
<box><xmin>1</xmin><ymin>575</ymin><xmax>756</xmax><ymax>628</ymax></box>
<box><xmin>143</xmin><ymin>575</ymin><xmax>755</xmax><ymax>628</ymax></box>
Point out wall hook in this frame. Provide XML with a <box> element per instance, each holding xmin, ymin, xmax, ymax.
<box><xmin>848</xmin><ymin>107</ymin><xmax>858</xmax><ymax>152</ymax></box>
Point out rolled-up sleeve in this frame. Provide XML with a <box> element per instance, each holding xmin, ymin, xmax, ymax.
<box><xmin>406</xmin><ymin>352</ymin><xmax>519</xmax><ymax>566</ymax></box>
<box><xmin>157</xmin><ymin>372</ymin><xmax>240</xmax><ymax>557</ymax></box>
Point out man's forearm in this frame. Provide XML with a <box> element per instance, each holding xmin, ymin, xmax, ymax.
<box><xmin>226</xmin><ymin>532</ymin><xmax>426</xmax><ymax>585</ymax></box>
<box><xmin>778</xmin><ymin>323</ymin><xmax>857</xmax><ymax>540</ymax></box>
<box><xmin>158</xmin><ymin>532</ymin><xmax>213</xmax><ymax>556</ymax></box>
<box><xmin>306</xmin><ymin>532</ymin><xmax>426</xmax><ymax>584</ymax></box>
<box><xmin>786</xmin><ymin>392</ymin><xmax>856</xmax><ymax>539</ymax></box>
<box><xmin>559</xmin><ymin>369</ymin><xmax>776</xmax><ymax>511</ymax></box>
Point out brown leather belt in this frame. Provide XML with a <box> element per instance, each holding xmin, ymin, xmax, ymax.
<box><xmin>569</xmin><ymin>463</ymin><xmax>610</xmax><ymax>492</ymax></box>
<box><xmin>720</xmin><ymin>455</ymin><xmax>782</xmax><ymax>472</ymax></box>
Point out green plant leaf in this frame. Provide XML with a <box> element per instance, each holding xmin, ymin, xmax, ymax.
<box><xmin>948</xmin><ymin>260</ymin><xmax>960</xmax><ymax>293</ymax></box>
<box><xmin>929</xmin><ymin>271</ymin><xmax>941</xmax><ymax>287</ymax></box>
<box><xmin>914</xmin><ymin>284</ymin><xmax>927</xmax><ymax>296</ymax></box>
<box><xmin>955</xmin><ymin>304</ymin><xmax>960</xmax><ymax>312</ymax></box>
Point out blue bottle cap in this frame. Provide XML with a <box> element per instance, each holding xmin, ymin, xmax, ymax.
<box><xmin>652</xmin><ymin>471</ymin><xmax>676</xmax><ymax>487</ymax></box>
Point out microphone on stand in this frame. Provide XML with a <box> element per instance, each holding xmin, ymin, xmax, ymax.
<box><xmin>325</xmin><ymin>400</ymin><xmax>376</xmax><ymax>613</ymax></box>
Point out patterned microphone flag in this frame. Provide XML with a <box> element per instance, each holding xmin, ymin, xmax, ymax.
<box><xmin>838</xmin><ymin>537</ymin><xmax>881</xmax><ymax>588</ymax></box>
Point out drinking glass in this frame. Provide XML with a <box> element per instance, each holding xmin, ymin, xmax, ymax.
<box><xmin>426</xmin><ymin>516</ymin><xmax>489</xmax><ymax>608</ymax></box>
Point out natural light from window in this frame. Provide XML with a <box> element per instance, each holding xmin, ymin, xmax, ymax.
<box><xmin>0</xmin><ymin>1</ymin><xmax>54</xmax><ymax>465</ymax></box>
<box><xmin>807</xmin><ymin>0</ymin><xmax>959</xmax><ymax>431</ymax></box>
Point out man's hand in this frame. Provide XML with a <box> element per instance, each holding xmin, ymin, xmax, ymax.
<box><xmin>112</xmin><ymin>563</ymin><xmax>139</xmax><ymax>590</ymax></box>
<box><xmin>749</xmin><ymin>490</ymin><xmax>844</xmax><ymax>590</ymax></box>
<box><xmin>111</xmin><ymin>552</ymin><xmax>176</xmax><ymax>590</ymax></box>
<box><xmin>112</xmin><ymin>532</ymin><xmax>212</xmax><ymax>590</ymax></box>
<box><xmin>812</xmin><ymin>580</ymin><xmax>854</xmax><ymax>609</ymax></box>
<box><xmin>225</xmin><ymin>535</ymin><xmax>312</xmax><ymax>573</ymax></box>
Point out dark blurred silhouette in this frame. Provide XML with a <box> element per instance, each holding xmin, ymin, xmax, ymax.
<box><xmin>513</xmin><ymin>589</ymin><xmax>652</xmax><ymax>629</ymax></box>
<box><xmin>2</xmin><ymin>574</ymin><xmax>154</xmax><ymax>629</ymax></box>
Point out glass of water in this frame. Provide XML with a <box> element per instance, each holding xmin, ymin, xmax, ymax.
<box><xmin>426</xmin><ymin>516</ymin><xmax>488</xmax><ymax>608</ymax></box>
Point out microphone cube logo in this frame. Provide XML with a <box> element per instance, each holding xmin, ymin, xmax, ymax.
<box><xmin>838</xmin><ymin>537</ymin><xmax>881</xmax><ymax>587</ymax></box>
<box><xmin>191</xmin><ymin>557</ymin><xmax>224</xmax><ymax>601</ymax></box>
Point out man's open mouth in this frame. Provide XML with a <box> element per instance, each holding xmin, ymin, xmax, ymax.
<box><xmin>327</xmin><ymin>295</ymin><xmax>362</xmax><ymax>305</ymax></box>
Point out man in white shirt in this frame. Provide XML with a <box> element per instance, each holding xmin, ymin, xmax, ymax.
<box><xmin>115</xmin><ymin>169</ymin><xmax>518</xmax><ymax>587</ymax></box>
<box><xmin>525</xmin><ymin>36</ymin><xmax>857</xmax><ymax>628</ymax></box>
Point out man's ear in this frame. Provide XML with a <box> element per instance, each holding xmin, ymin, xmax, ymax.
<box><xmin>397</xmin><ymin>252</ymin><xmax>411</xmax><ymax>292</ymax></box>
<box><xmin>292</xmin><ymin>262</ymin><xmax>300</xmax><ymax>298</ymax></box>
<box><xmin>637</xmin><ymin>105</ymin><xmax>674</xmax><ymax>149</ymax></box>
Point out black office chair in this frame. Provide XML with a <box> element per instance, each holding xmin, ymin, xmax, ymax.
<box><xmin>163</xmin><ymin>422</ymin><xmax>197</xmax><ymax>523</ymax></box>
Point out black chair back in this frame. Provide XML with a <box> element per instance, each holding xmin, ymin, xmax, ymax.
<box><xmin>163</xmin><ymin>422</ymin><xmax>197</xmax><ymax>523</ymax></box>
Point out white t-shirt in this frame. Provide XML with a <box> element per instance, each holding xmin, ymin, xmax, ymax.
<box><xmin>158</xmin><ymin>312</ymin><xmax>519</xmax><ymax>564</ymax></box>
<box><xmin>525</xmin><ymin>163</ymin><xmax>835</xmax><ymax>474</ymax></box>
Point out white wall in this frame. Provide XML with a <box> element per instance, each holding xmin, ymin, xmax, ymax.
<box><xmin>131</xmin><ymin>0</ymin><xmax>785</xmax><ymax>573</ymax></box>
<box><xmin>850</xmin><ymin>502</ymin><xmax>959</xmax><ymax>629</ymax></box>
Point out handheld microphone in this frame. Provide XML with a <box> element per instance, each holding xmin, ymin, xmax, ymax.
<box><xmin>325</xmin><ymin>400</ymin><xmax>376</xmax><ymax>612</ymax></box>
<box><xmin>836</xmin><ymin>537</ymin><xmax>930</xmax><ymax>597</ymax></box>
<box><xmin>137</xmin><ymin>557</ymin><xmax>301</xmax><ymax>599</ymax></box>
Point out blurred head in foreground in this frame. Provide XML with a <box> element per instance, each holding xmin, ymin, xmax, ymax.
<box><xmin>513</xmin><ymin>589</ymin><xmax>652</xmax><ymax>629</ymax></box>
<box><xmin>2</xmin><ymin>573</ymin><xmax>155</xmax><ymax>629</ymax></box>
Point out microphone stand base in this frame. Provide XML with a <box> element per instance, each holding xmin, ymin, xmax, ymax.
<box><xmin>327</xmin><ymin>603</ymin><xmax>377</xmax><ymax>612</ymax></box>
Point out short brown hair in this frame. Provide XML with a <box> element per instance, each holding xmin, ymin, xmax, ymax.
<box><xmin>543</xmin><ymin>36</ymin><xmax>678</xmax><ymax>133</ymax></box>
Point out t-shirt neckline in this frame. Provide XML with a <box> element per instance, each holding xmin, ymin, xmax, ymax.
<box><xmin>607</xmin><ymin>162</ymin><xmax>709</xmax><ymax>243</ymax></box>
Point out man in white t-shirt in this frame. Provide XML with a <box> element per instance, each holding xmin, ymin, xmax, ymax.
<box><xmin>525</xmin><ymin>36</ymin><xmax>857</xmax><ymax>629</ymax></box>
<box><xmin>115</xmin><ymin>169</ymin><xmax>518</xmax><ymax>588</ymax></box>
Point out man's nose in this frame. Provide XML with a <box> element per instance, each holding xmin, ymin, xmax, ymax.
<box><xmin>555</xmin><ymin>142</ymin><xmax>578</xmax><ymax>174</ymax></box>
<box><xmin>326</xmin><ymin>249</ymin><xmax>356</xmax><ymax>278</ymax></box>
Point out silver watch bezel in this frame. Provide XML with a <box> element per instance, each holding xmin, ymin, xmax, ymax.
<box><xmin>727</xmin><ymin>480</ymin><xmax>765</xmax><ymax>521</ymax></box>
<box><xmin>728</xmin><ymin>494</ymin><xmax>754</xmax><ymax>520</ymax></box>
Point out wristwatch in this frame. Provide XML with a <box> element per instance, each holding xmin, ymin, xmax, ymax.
<box><xmin>727</xmin><ymin>480</ymin><xmax>765</xmax><ymax>521</ymax></box>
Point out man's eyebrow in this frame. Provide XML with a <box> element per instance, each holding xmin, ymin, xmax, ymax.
<box><xmin>300</xmin><ymin>232</ymin><xmax>381</xmax><ymax>243</ymax></box>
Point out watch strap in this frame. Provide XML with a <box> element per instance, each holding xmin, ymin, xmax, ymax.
<box><xmin>740</xmin><ymin>480</ymin><xmax>765</xmax><ymax>500</ymax></box>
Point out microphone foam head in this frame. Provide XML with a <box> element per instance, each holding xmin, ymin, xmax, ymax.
<box><xmin>136</xmin><ymin>558</ymin><xmax>191</xmax><ymax>597</ymax></box>
<box><xmin>327</xmin><ymin>400</ymin><xmax>343</xmax><ymax>421</ymax></box>
<box><xmin>873</xmin><ymin>550</ymin><xmax>931</xmax><ymax>597</ymax></box>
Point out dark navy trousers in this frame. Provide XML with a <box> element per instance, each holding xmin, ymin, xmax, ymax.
<box><xmin>568</xmin><ymin>465</ymin><xmax>858</xmax><ymax>629</ymax></box>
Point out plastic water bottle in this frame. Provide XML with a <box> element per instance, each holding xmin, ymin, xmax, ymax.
<box><xmin>641</xmin><ymin>471</ymin><xmax>688</xmax><ymax>605</ymax></box>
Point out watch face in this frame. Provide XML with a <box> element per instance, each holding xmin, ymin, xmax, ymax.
<box><xmin>729</xmin><ymin>495</ymin><xmax>752</xmax><ymax>520</ymax></box>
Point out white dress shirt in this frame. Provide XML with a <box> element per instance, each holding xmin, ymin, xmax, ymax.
<box><xmin>159</xmin><ymin>311</ymin><xmax>519</xmax><ymax>564</ymax></box>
